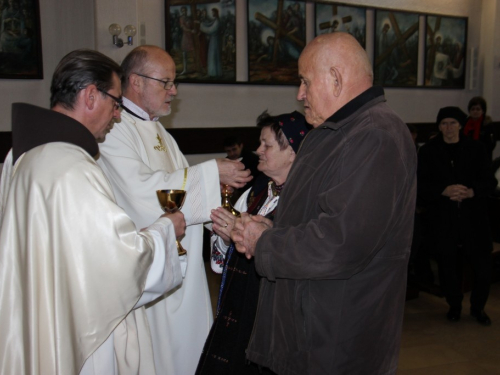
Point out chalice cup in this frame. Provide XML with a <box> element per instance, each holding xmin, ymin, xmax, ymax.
<box><xmin>156</xmin><ymin>189</ymin><xmax>187</xmax><ymax>256</ymax></box>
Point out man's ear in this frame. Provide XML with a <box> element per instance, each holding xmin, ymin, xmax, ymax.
<box><xmin>128</xmin><ymin>73</ymin><xmax>143</xmax><ymax>93</ymax></box>
<box><xmin>330</xmin><ymin>67</ymin><xmax>342</xmax><ymax>97</ymax></box>
<box><xmin>83</xmin><ymin>84</ymin><xmax>97</xmax><ymax>110</ymax></box>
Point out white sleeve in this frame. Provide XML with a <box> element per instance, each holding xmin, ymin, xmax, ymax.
<box><xmin>134</xmin><ymin>216</ymin><xmax>182</xmax><ymax>308</ymax></box>
<box><xmin>97</xmin><ymin>125</ymin><xmax>221</xmax><ymax>230</ymax></box>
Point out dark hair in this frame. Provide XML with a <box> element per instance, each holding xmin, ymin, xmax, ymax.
<box><xmin>467</xmin><ymin>96</ymin><xmax>487</xmax><ymax>114</ymax></box>
<box><xmin>223</xmin><ymin>136</ymin><xmax>242</xmax><ymax>148</ymax></box>
<box><xmin>120</xmin><ymin>46</ymin><xmax>150</xmax><ymax>91</ymax></box>
<box><xmin>256</xmin><ymin>110</ymin><xmax>289</xmax><ymax>151</ymax></box>
<box><xmin>50</xmin><ymin>49</ymin><xmax>122</xmax><ymax>110</ymax></box>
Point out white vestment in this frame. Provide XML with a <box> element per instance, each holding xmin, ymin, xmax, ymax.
<box><xmin>0</xmin><ymin>142</ymin><xmax>182</xmax><ymax>375</ymax></box>
<box><xmin>98</xmin><ymin>101</ymin><xmax>220</xmax><ymax>375</ymax></box>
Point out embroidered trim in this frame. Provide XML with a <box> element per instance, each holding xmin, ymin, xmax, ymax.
<box><xmin>154</xmin><ymin>133</ymin><xmax>168</xmax><ymax>152</ymax></box>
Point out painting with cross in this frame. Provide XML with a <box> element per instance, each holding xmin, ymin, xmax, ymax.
<box><xmin>424</xmin><ymin>15</ymin><xmax>467</xmax><ymax>88</ymax></box>
<box><xmin>314</xmin><ymin>2</ymin><xmax>366</xmax><ymax>48</ymax></box>
<box><xmin>247</xmin><ymin>0</ymin><xmax>306</xmax><ymax>84</ymax></box>
<box><xmin>374</xmin><ymin>10</ymin><xmax>419</xmax><ymax>87</ymax></box>
<box><xmin>166</xmin><ymin>0</ymin><xmax>236</xmax><ymax>83</ymax></box>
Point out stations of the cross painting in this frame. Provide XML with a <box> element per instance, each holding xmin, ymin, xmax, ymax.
<box><xmin>318</xmin><ymin>5</ymin><xmax>352</xmax><ymax>33</ymax></box>
<box><xmin>170</xmin><ymin>0</ymin><xmax>220</xmax><ymax>75</ymax></box>
<box><xmin>254</xmin><ymin>0</ymin><xmax>305</xmax><ymax>66</ymax></box>
<box><xmin>374</xmin><ymin>13</ymin><xmax>418</xmax><ymax>69</ymax></box>
<box><xmin>425</xmin><ymin>17</ymin><xmax>442</xmax><ymax>82</ymax></box>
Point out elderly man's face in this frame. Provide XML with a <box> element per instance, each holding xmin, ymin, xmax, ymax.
<box><xmin>297</xmin><ymin>52</ymin><xmax>335</xmax><ymax>127</ymax></box>
<box><xmin>138</xmin><ymin>53</ymin><xmax>177</xmax><ymax>120</ymax></box>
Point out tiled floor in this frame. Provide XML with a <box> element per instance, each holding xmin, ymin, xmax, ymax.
<box><xmin>205</xmin><ymin>262</ymin><xmax>500</xmax><ymax>374</ymax></box>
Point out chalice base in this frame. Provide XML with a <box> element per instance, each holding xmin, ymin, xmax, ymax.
<box><xmin>176</xmin><ymin>240</ymin><xmax>187</xmax><ymax>256</ymax></box>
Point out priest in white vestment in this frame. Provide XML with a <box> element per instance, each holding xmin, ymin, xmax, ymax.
<box><xmin>97</xmin><ymin>45</ymin><xmax>251</xmax><ymax>375</ymax></box>
<box><xmin>0</xmin><ymin>50</ymin><xmax>186</xmax><ymax>375</ymax></box>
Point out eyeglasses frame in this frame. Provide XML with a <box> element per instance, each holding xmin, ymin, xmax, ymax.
<box><xmin>133</xmin><ymin>72</ymin><xmax>179</xmax><ymax>90</ymax></box>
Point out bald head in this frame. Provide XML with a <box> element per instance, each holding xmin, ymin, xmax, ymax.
<box><xmin>297</xmin><ymin>32</ymin><xmax>373</xmax><ymax>127</ymax></box>
<box><xmin>121</xmin><ymin>45</ymin><xmax>177</xmax><ymax>119</ymax></box>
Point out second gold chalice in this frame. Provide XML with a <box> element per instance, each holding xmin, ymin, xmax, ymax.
<box><xmin>156</xmin><ymin>189</ymin><xmax>187</xmax><ymax>256</ymax></box>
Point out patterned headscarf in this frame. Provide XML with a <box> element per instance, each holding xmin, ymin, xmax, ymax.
<box><xmin>275</xmin><ymin>111</ymin><xmax>310</xmax><ymax>153</ymax></box>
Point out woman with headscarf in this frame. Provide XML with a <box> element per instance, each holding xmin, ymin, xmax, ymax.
<box><xmin>417</xmin><ymin>106</ymin><xmax>497</xmax><ymax>326</ymax></box>
<box><xmin>196</xmin><ymin>111</ymin><xmax>310</xmax><ymax>375</ymax></box>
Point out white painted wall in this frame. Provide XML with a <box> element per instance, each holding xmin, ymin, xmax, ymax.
<box><xmin>0</xmin><ymin>0</ymin><xmax>499</xmax><ymax>133</ymax></box>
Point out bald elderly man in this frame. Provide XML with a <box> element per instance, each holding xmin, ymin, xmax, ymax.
<box><xmin>232</xmin><ymin>32</ymin><xmax>417</xmax><ymax>374</ymax></box>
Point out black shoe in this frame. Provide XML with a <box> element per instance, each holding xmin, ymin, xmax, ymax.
<box><xmin>446</xmin><ymin>309</ymin><xmax>461</xmax><ymax>322</ymax></box>
<box><xmin>470</xmin><ymin>310</ymin><xmax>492</xmax><ymax>326</ymax></box>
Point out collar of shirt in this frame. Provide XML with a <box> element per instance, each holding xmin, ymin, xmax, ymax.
<box><xmin>122</xmin><ymin>97</ymin><xmax>159</xmax><ymax>122</ymax></box>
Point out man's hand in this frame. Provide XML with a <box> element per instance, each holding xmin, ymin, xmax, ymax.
<box><xmin>442</xmin><ymin>184</ymin><xmax>474</xmax><ymax>202</ymax></box>
<box><xmin>216</xmin><ymin>158</ymin><xmax>252</xmax><ymax>188</ymax></box>
<box><xmin>231</xmin><ymin>213</ymin><xmax>273</xmax><ymax>259</ymax></box>
<box><xmin>161</xmin><ymin>211</ymin><xmax>186</xmax><ymax>239</ymax></box>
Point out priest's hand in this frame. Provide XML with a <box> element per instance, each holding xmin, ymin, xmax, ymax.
<box><xmin>161</xmin><ymin>211</ymin><xmax>186</xmax><ymax>239</ymax></box>
<box><xmin>231</xmin><ymin>213</ymin><xmax>273</xmax><ymax>259</ymax></box>
<box><xmin>216</xmin><ymin>158</ymin><xmax>252</xmax><ymax>188</ymax></box>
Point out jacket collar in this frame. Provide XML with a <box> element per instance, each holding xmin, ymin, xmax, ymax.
<box><xmin>321</xmin><ymin>86</ymin><xmax>385</xmax><ymax>130</ymax></box>
<box><xmin>11</xmin><ymin>103</ymin><xmax>98</xmax><ymax>163</ymax></box>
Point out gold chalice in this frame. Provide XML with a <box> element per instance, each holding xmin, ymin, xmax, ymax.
<box><xmin>156</xmin><ymin>189</ymin><xmax>187</xmax><ymax>256</ymax></box>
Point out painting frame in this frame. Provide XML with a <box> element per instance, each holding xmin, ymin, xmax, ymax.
<box><xmin>165</xmin><ymin>0</ymin><xmax>237</xmax><ymax>84</ymax></box>
<box><xmin>0</xmin><ymin>0</ymin><xmax>43</xmax><ymax>80</ymax></box>
<box><xmin>374</xmin><ymin>9</ymin><xmax>419</xmax><ymax>88</ymax></box>
<box><xmin>247</xmin><ymin>0</ymin><xmax>306</xmax><ymax>85</ymax></box>
<box><xmin>314</xmin><ymin>2</ymin><xmax>366</xmax><ymax>49</ymax></box>
<box><xmin>424</xmin><ymin>14</ymin><xmax>467</xmax><ymax>89</ymax></box>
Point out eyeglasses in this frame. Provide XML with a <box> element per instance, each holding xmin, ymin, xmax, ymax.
<box><xmin>133</xmin><ymin>72</ymin><xmax>179</xmax><ymax>90</ymax></box>
<box><xmin>97</xmin><ymin>88</ymin><xmax>123</xmax><ymax>110</ymax></box>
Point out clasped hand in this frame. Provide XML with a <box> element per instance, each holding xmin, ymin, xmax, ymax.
<box><xmin>231</xmin><ymin>213</ymin><xmax>273</xmax><ymax>259</ymax></box>
<box><xmin>442</xmin><ymin>184</ymin><xmax>474</xmax><ymax>202</ymax></box>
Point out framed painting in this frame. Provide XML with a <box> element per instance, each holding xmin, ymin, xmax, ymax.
<box><xmin>247</xmin><ymin>0</ymin><xmax>305</xmax><ymax>85</ymax></box>
<box><xmin>425</xmin><ymin>15</ymin><xmax>467</xmax><ymax>88</ymax></box>
<box><xmin>374</xmin><ymin>9</ymin><xmax>419</xmax><ymax>87</ymax></box>
<box><xmin>165</xmin><ymin>0</ymin><xmax>236</xmax><ymax>83</ymax></box>
<box><xmin>0</xmin><ymin>0</ymin><xmax>43</xmax><ymax>79</ymax></box>
<box><xmin>314</xmin><ymin>2</ymin><xmax>366</xmax><ymax>48</ymax></box>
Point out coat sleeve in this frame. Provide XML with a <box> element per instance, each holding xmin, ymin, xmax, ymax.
<box><xmin>416</xmin><ymin>143</ymin><xmax>450</xmax><ymax>206</ymax></box>
<box><xmin>255</xmin><ymin>127</ymin><xmax>415</xmax><ymax>281</ymax></box>
<box><xmin>469</xmin><ymin>142</ymin><xmax>498</xmax><ymax>198</ymax></box>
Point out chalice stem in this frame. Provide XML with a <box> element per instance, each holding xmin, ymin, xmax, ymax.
<box><xmin>176</xmin><ymin>240</ymin><xmax>187</xmax><ymax>256</ymax></box>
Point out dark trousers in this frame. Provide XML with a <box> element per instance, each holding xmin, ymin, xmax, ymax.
<box><xmin>437</xmin><ymin>244</ymin><xmax>491</xmax><ymax>312</ymax></box>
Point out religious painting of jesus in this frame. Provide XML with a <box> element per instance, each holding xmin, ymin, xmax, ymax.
<box><xmin>247</xmin><ymin>0</ymin><xmax>306</xmax><ymax>85</ymax></box>
<box><xmin>424</xmin><ymin>15</ymin><xmax>467</xmax><ymax>88</ymax></box>
<box><xmin>374</xmin><ymin>10</ymin><xmax>419</xmax><ymax>88</ymax></box>
<box><xmin>314</xmin><ymin>2</ymin><xmax>366</xmax><ymax>48</ymax></box>
<box><xmin>165</xmin><ymin>0</ymin><xmax>236</xmax><ymax>83</ymax></box>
